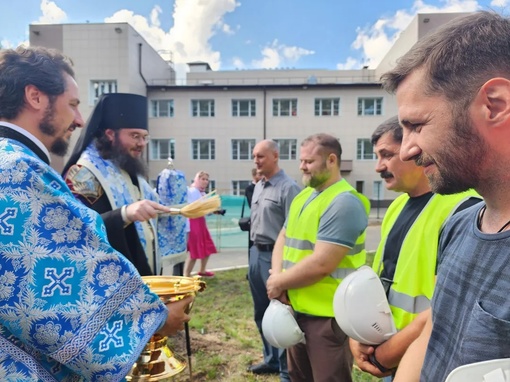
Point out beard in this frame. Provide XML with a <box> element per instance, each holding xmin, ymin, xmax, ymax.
<box><xmin>302</xmin><ymin>162</ymin><xmax>330</xmax><ymax>188</ymax></box>
<box><xmin>110</xmin><ymin>140</ymin><xmax>148</xmax><ymax>179</ymax></box>
<box><xmin>417</xmin><ymin>112</ymin><xmax>488</xmax><ymax>194</ymax></box>
<box><xmin>39</xmin><ymin>102</ymin><xmax>71</xmax><ymax>156</ymax></box>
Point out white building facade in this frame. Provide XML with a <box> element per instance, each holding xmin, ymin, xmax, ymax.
<box><xmin>29</xmin><ymin>12</ymin><xmax>467</xmax><ymax>205</ymax></box>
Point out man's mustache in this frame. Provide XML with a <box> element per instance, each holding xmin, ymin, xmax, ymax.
<box><xmin>380</xmin><ymin>171</ymin><xmax>393</xmax><ymax>179</ymax></box>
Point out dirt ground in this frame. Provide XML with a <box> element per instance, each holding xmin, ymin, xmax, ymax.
<box><xmin>168</xmin><ymin>329</ymin><xmax>274</xmax><ymax>382</ymax></box>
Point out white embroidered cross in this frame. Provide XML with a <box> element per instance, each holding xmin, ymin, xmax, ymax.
<box><xmin>0</xmin><ymin>208</ymin><xmax>17</xmax><ymax>235</ymax></box>
<box><xmin>99</xmin><ymin>321</ymin><xmax>124</xmax><ymax>352</ymax></box>
<box><xmin>42</xmin><ymin>268</ymin><xmax>74</xmax><ymax>296</ymax></box>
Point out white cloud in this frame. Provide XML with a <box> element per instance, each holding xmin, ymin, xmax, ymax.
<box><xmin>166</xmin><ymin>0</ymin><xmax>239</xmax><ymax>65</ymax></box>
<box><xmin>34</xmin><ymin>0</ymin><xmax>67</xmax><ymax>24</ymax></box>
<box><xmin>282</xmin><ymin>45</ymin><xmax>315</xmax><ymax>61</ymax></box>
<box><xmin>490</xmin><ymin>0</ymin><xmax>509</xmax><ymax>5</ymax></box>
<box><xmin>150</xmin><ymin>5</ymin><xmax>162</xmax><ymax>28</ymax></box>
<box><xmin>2</xmin><ymin>38</ymin><xmax>29</xmax><ymax>49</ymax></box>
<box><xmin>104</xmin><ymin>0</ymin><xmax>239</xmax><ymax>81</ymax></box>
<box><xmin>252</xmin><ymin>39</ymin><xmax>314</xmax><ymax>69</ymax></box>
<box><xmin>337</xmin><ymin>0</ymin><xmax>481</xmax><ymax>69</ymax></box>
<box><xmin>336</xmin><ymin>57</ymin><xmax>360</xmax><ymax>70</ymax></box>
<box><xmin>221</xmin><ymin>22</ymin><xmax>237</xmax><ymax>35</ymax></box>
<box><xmin>232</xmin><ymin>57</ymin><xmax>245</xmax><ymax>69</ymax></box>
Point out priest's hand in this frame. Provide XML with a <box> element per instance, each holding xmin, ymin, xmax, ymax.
<box><xmin>157</xmin><ymin>295</ymin><xmax>194</xmax><ymax>336</ymax></box>
<box><xmin>124</xmin><ymin>200</ymin><xmax>171</xmax><ymax>222</ymax></box>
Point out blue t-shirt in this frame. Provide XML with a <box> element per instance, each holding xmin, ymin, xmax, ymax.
<box><xmin>422</xmin><ymin>203</ymin><xmax>510</xmax><ymax>381</ymax></box>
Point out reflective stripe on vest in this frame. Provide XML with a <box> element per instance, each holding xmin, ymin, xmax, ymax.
<box><xmin>283</xmin><ymin>179</ymin><xmax>370</xmax><ymax>317</ymax></box>
<box><xmin>373</xmin><ymin>190</ymin><xmax>480</xmax><ymax>330</ymax></box>
<box><xmin>284</xmin><ymin>237</ymin><xmax>365</xmax><ymax>255</ymax></box>
<box><xmin>283</xmin><ymin>259</ymin><xmax>358</xmax><ymax>280</ymax></box>
<box><xmin>388</xmin><ymin>289</ymin><xmax>431</xmax><ymax>315</ymax></box>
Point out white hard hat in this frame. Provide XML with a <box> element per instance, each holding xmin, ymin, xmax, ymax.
<box><xmin>445</xmin><ymin>358</ymin><xmax>510</xmax><ymax>382</ymax></box>
<box><xmin>333</xmin><ymin>265</ymin><xmax>396</xmax><ymax>345</ymax></box>
<box><xmin>262</xmin><ymin>299</ymin><xmax>305</xmax><ymax>349</ymax></box>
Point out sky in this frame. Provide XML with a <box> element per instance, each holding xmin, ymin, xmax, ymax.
<box><xmin>0</xmin><ymin>0</ymin><xmax>507</xmax><ymax>79</ymax></box>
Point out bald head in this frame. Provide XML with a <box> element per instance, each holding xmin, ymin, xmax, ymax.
<box><xmin>257</xmin><ymin>140</ymin><xmax>279</xmax><ymax>154</ymax></box>
<box><xmin>253</xmin><ymin>139</ymin><xmax>280</xmax><ymax>179</ymax></box>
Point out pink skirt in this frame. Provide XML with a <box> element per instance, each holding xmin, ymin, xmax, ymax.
<box><xmin>187</xmin><ymin>217</ymin><xmax>217</xmax><ymax>259</ymax></box>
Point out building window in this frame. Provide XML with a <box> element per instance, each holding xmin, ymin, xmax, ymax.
<box><xmin>357</xmin><ymin>138</ymin><xmax>376</xmax><ymax>160</ymax></box>
<box><xmin>357</xmin><ymin>97</ymin><xmax>383</xmax><ymax>116</ymax></box>
<box><xmin>232</xmin><ymin>180</ymin><xmax>251</xmax><ymax>196</ymax></box>
<box><xmin>356</xmin><ymin>181</ymin><xmax>364</xmax><ymax>194</ymax></box>
<box><xmin>192</xmin><ymin>139</ymin><xmax>215</xmax><ymax>160</ymax></box>
<box><xmin>205</xmin><ymin>180</ymin><xmax>216</xmax><ymax>194</ymax></box>
<box><xmin>192</xmin><ymin>99</ymin><xmax>215</xmax><ymax>117</ymax></box>
<box><xmin>373</xmin><ymin>180</ymin><xmax>384</xmax><ymax>200</ymax></box>
<box><xmin>272</xmin><ymin>98</ymin><xmax>297</xmax><ymax>117</ymax></box>
<box><xmin>150</xmin><ymin>100</ymin><xmax>174</xmax><ymax>117</ymax></box>
<box><xmin>274</xmin><ymin>139</ymin><xmax>297</xmax><ymax>160</ymax></box>
<box><xmin>314</xmin><ymin>98</ymin><xmax>340</xmax><ymax>116</ymax></box>
<box><xmin>232</xmin><ymin>99</ymin><xmax>256</xmax><ymax>117</ymax></box>
<box><xmin>90</xmin><ymin>80</ymin><xmax>117</xmax><ymax>105</ymax></box>
<box><xmin>150</xmin><ymin>139</ymin><xmax>175</xmax><ymax>160</ymax></box>
<box><xmin>231</xmin><ymin>139</ymin><xmax>256</xmax><ymax>160</ymax></box>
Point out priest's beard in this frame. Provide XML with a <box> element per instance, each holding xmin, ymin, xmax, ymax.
<box><xmin>96</xmin><ymin>136</ymin><xmax>148</xmax><ymax>179</ymax></box>
<box><xmin>110</xmin><ymin>142</ymin><xmax>148</xmax><ymax>179</ymax></box>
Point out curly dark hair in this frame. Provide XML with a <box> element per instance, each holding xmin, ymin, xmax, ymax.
<box><xmin>0</xmin><ymin>45</ymin><xmax>75</xmax><ymax>119</ymax></box>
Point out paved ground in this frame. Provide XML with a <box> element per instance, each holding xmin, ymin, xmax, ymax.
<box><xmin>205</xmin><ymin>217</ymin><xmax>383</xmax><ymax>272</ymax></box>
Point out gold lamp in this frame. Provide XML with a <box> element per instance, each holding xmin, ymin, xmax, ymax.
<box><xmin>126</xmin><ymin>276</ymin><xmax>206</xmax><ymax>381</ymax></box>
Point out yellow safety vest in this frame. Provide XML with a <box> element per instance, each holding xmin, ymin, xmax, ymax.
<box><xmin>373</xmin><ymin>190</ymin><xmax>480</xmax><ymax>330</ymax></box>
<box><xmin>283</xmin><ymin>179</ymin><xmax>370</xmax><ymax>317</ymax></box>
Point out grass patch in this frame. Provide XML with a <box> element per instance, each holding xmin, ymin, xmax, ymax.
<box><xmin>168</xmin><ymin>252</ymin><xmax>380</xmax><ymax>381</ymax></box>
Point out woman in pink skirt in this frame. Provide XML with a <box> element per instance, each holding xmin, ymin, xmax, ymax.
<box><xmin>184</xmin><ymin>171</ymin><xmax>217</xmax><ymax>277</ymax></box>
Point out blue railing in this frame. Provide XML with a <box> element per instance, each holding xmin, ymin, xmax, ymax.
<box><xmin>205</xmin><ymin>195</ymin><xmax>249</xmax><ymax>248</ymax></box>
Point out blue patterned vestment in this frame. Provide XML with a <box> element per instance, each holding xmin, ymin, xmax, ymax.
<box><xmin>77</xmin><ymin>144</ymin><xmax>161</xmax><ymax>273</ymax></box>
<box><xmin>0</xmin><ymin>132</ymin><xmax>168</xmax><ymax>381</ymax></box>
<box><xmin>156</xmin><ymin>167</ymin><xmax>188</xmax><ymax>268</ymax></box>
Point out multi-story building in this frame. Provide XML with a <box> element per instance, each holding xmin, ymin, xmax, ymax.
<box><xmin>29</xmin><ymin>12</ymin><xmax>467</xmax><ymax>206</ymax></box>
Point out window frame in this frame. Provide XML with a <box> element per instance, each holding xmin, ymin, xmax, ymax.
<box><xmin>272</xmin><ymin>98</ymin><xmax>298</xmax><ymax>117</ymax></box>
<box><xmin>314</xmin><ymin>98</ymin><xmax>340</xmax><ymax>116</ymax></box>
<box><xmin>357</xmin><ymin>97</ymin><xmax>383</xmax><ymax>116</ymax></box>
<box><xmin>231</xmin><ymin>139</ymin><xmax>256</xmax><ymax>160</ymax></box>
<box><xmin>205</xmin><ymin>180</ymin><xmax>216</xmax><ymax>194</ymax></box>
<box><xmin>232</xmin><ymin>99</ymin><xmax>256</xmax><ymax>117</ymax></box>
<box><xmin>274</xmin><ymin>139</ymin><xmax>297</xmax><ymax>160</ymax></box>
<box><xmin>150</xmin><ymin>99</ymin><xmax>174</xmax><ymax>118</ymax></box>
<box><xmin>89</xmin><ymin>80</ymin><xmax>117</xmax><ymax>105</ymax></box>
<box><xmin>191</xmin><ymin>139</ymin><xmax>216</xmax><ymax>160</ymax></box>
<box><xmin>357</xmin><ymin>138</ymin><xmax>376</xmax><ymax>160</ymax></box>
<box><xmin>150</xmin><ymin>138</ymin><xmax>175</xmax><ymax>160</ymax></box>
<box><xmin>232</xmin><ymin>180</ymin><xmax>251</xmax><ymax>196</ymax></box>
<box><xmin>191</xmin><ymin>99</ymin><xmax>215</xmax><ymax>117</ymax></box>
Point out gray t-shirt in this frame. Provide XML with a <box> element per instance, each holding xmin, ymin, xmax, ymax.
<box><xmin>422</xmin><ymin>204</ymin><xmax>510</xmax><ymax>381</ymax></box>
<box><xmin>250</xmin><ymin>169</ymin><xmax>301</xmax><ymax>245</ymax></box>
<box><xmin>286</xmin><ymin>189</ymin><xmax>368</xmax><ymax>249</ymax></box>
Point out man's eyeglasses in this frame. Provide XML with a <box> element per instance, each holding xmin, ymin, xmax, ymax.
<box><xmin>128</xmin><ymin>133</ymin><xmax>150</xmax><ymax>143</ymax></box>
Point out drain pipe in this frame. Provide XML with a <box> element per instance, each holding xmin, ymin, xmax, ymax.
<box><xmin>138</xmin><ymin>43</ymin><xmax>148</xmax><ymax>86</ymax></box>
<box><xmin>263</xmin><ymin>87</ymin><xmax>267</xmax><ymax>139</ymax></box>
<box><xmin>138</xmin><ymin>43</ymin><xmax>149</xmax><ymax>169</ymax></box>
